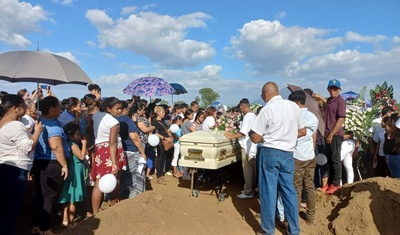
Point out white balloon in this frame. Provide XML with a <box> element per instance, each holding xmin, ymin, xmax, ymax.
<box><xmin>169</xmin><ymin>124</ymin><xmax>179</xmax><ymax>133</ymax></box>
<box><xmin>316</xmin><ymin>153</ymin><xmax>328</xmax><ymax>166</ymax></box>
<box><xmin>98</xmin><ymin>174</ymin><xmax>117</xmax><ymax>193</ymax></box>
<box><xmin>148</xmin><ymin>134</ymin><xmax>160</xmax><ymax>147</ymax></box>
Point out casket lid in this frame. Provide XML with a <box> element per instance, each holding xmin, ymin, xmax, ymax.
<box><xmin>180</xmin><ymin>130</ymin><xmax>233</xmax><ymax>144</ymax></box>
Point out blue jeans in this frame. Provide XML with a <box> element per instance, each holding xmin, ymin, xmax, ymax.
<box><xmin>387</xmin><ymin>154</ymin><xmax>400</xmax><ymax>178</ymax></box>
<box><xmin>258</xmin><ymin>147</ymin><xmax>299</xmax><ymax>235</ymax></box>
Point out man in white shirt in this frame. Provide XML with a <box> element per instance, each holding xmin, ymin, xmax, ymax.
<box><xmin>288</xmin><ymin>90</ymin><xmax>319</xmax><ymax>225</ymax></box>
<box><xmin>190</xmin><ymin>101</ymin><xmax>199</xmax><ymax>122</ymax></box>
<box><xmin>250</xmin><ymin>82</ymin><xmax>306</xmax><ymax>235</ymax></box>
<box><xmin>224</xmin><ymin>98</ymin><xmax>257</xmax><ymax>199</ymax></box>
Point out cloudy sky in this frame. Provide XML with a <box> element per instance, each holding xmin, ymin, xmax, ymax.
<box><xmin>0</xmin><ymin>0</ymin><xmax>399</xmax><ymax>106</ymax></box>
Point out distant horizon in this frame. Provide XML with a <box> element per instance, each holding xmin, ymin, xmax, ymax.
<box><xmin>0</xmin><ymin>1</ymin><xmax>399</xmax><ymax>106</ymax></box>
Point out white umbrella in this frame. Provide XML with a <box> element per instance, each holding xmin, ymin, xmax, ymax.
<box><xmin>0</xmin><ymin>50</ymin><xmax>94</xmax><ymax>115</ymax></box>
<box><xmin>0</xmin><ymin>50</ymin><xmax>93</xmax><ymax>85</ymax></box>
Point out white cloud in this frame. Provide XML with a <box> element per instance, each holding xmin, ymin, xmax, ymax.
<box><xmin>43</xmin><ymin>48</ymin><xmax>80</xmax><ymax>64</ymax></box>
<box><xmin>51</xmin><ymin>0</ymin><xmax>75</xmax><ymax>5</ymax></box>
<box><xmin>345</xmin><ymin>31</ymin><xmax>386</xmax><ymax>44</ymax></box>
<box><xmin>121</xmin><ymin>6</ymin><xmax>137</xmax><ymax>15</ymax></box>
<box><xmin>228</xmin><ymin>20</ymin><xmax>342</xmax><ymax>75</ymax></box>
<box><xmin>275</xmin><ymin>11</ymin><xmax>286</xmax><ymax>19</ymax></box>
<box><xmin>85</xmin><ymin>10</ymin><xmax>215</xmax><ymax>68</ymax></box>
<box><xmin>142</xmin><ymin>4</ymin><xmax>156</xmax><ymax>10</ymax></box>
<box><xmin>392</xmin><ymin>36</ymin><xmax>400</xmax><ymax>44</ymax></box>
<box><xmin>86</xmin><ymin>9</ymin><xmax>113</xmax><ymax>28</ymax></box>
<box><xmin>86</xmin><ymin>40</ymin><xmax>96</xmax><ymax>47</ymax></box>
<box><xmin>0</xmin><ymin>0</ymin><xmax>50</xmax><ymax>48</ymax></box>
<box><xmin>227</xmin><ymin>19</ymin><xmax>400</xmax><ymax>102</ymax></box>
<box><xmin>102</xmin><ymin>52</ymin><xmax>115</xmax><ymax>58</ymax></box>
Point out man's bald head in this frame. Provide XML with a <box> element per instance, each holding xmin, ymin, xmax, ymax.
<box><xmin>261</xmin><ymin>82</ymin><xmax>279</xmax><ymax>102</ymax></box>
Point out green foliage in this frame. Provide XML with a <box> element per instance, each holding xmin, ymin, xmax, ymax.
<box><xmin>173</xmin><ymin>100</ymin><xmax>185</xmax><ymax>105</ymax></box>
<box><xmin>160</xmin><ymin>99</ymin><xmax>169</xmax><ymax>105</ymax></box>
<box><xmin>198</xmin><ymin>88</ymin><xmax>220</xmax><ymax>107</ymax></box>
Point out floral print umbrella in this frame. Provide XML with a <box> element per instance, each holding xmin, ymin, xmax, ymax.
<box><xmin>123</xmin><ymin>76</ymin><xmax>175</xmax><ymax>97</ymax></box>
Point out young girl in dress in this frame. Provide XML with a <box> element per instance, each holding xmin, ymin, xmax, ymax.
<box><xmin>171</xmin><ymin>116</ymin><xmax>183</xmax><ymax>178</ymax></box>
<box><xmin>59</xmin><ymin>123</ymin><xmax>87</xmax><ymax>227</ymax></box>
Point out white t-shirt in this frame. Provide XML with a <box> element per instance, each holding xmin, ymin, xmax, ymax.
<box><xmin>239</xmin><ymin>112</ymin><xmax>258</xmax><ymax>158</ymax></box>
<box><xmin>93</xmin><ymin>112</ymin><xmax>120</xmax><ymax>144</ymax></box>
<box><xmin>0</xmin><ymin>121</ymin><xmax>34</xmax><ymax>170</ymax></box>
<box><xmin>293</xmin><ymin>108</ymin><xmax>318</xmax><ymax>161</ymax></box>
<box><xmin>202</xmin><ymin>116</ymin><xmax>216</xmax><ymax>131</ymax></box>
<box><xmin>190</xmin><ymin>112</ymin><xmax>197</xmax><ymax>122</ymax></box>
<box><xmin>396</xmin><ymin>118</ymin><xmax>400</xmax><ymax>129</ymax></box>
<box><xmin>370</xmin><ymin>117</ymin><xmax>383</xmax><ymax>143</ymax></box>
<box><xmin>21</xmin><ymin>114</ymin><xmax>35</xmax><ymax>131</ymax></box>
<box><xmin>251</xmin><ymin>95</ymin><xmax>306</xmax><ymax>152</ymax></box>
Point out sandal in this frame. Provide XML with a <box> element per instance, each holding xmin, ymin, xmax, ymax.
<box><xmin>300</xmin><ymin>202</ymin><xmax>307</xmax><ymax>209</ymax></box>
<box><xmin>173</xmin><ymin>172</ymin><xmax>182</xmax><ymax>178</ymax></box>
<box><xmin>157</xmin><ymin>177</ymin><xmax>167</xmax><ymax>185</ymax></box>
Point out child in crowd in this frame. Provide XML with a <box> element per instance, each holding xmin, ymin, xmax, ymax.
<box><xmin>59</xmin><ymin>123</ymin><xmax>87</xmax><ymax>228</ymax></box>
<box><xmin>171</xmin><ymin>116</ymin><xmax>183</xmax><ymax>178</ymax></box>
<box><xmin>21</xmin><ymin>98</ymin><xmax>37</xmax><ymax>131</ymax></box>
<box><xmin>341</xmin><ymin>132</ymin><xmax>357</xmax><ymax>185</ymax></box>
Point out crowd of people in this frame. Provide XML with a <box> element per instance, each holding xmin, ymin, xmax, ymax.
<box><xmin>0</xmin><ymin>80</ymin><xmax>400</xmax><ymax>235</ymax></box>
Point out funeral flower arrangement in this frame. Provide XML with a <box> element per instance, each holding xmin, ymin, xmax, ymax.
<box><xmin>343</xmin><ymin>87</ymin><xmax>378</xmax><ymax>144</ymax></box>
<box><xmin>214</xmin><ymin>112</ymin><xmax>242</xmax><ymax>134</ymax></box>
<box><xmin>370</xmin><ymin>81</ymin><xmax>397</xmax><ymax>110</ymax></box>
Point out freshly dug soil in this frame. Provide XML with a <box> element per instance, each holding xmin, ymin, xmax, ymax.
<box><xmin>17</xmin><ymin>170</ymin><xmax>400</xmax><ymax>235</ymax></box>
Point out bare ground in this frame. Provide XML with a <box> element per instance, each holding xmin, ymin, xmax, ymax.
<box><xmin>17</xmin><ymin>166</ymin><xmax>400</xmax><ymax>235</ymax></box>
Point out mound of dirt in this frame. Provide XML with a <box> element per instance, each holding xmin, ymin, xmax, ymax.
<box><xmin>17</xmin><ymin>172</ymin><xmax>400</xmax><ymax>235</ymax></box>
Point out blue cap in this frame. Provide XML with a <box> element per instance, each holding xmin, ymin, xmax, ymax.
<box><xmin>327</xmin><ymin>79</ymin><xmax>341</xmax><ymax>89</ymax></box>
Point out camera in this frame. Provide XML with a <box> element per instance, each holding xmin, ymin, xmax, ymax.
<box><xmin>40</xmin><ymin>85</ymin><xmax>47</xmax><ymax>89</ymax></box>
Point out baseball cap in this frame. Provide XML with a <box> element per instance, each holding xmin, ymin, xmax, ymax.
<box><xmin>327</xmin><ymin>79</ymin><xmax>341</xmax><ymax>89</ymax></box>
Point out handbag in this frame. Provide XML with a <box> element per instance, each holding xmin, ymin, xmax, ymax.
<box><xmin>158</xmin><ymin>121</ymin><xmax>174</xmax><ymax>151</ymax></box>
<box><xmin>162</xmin><ymin>139</ymin><xmax>174</xmax><ymax>151</ymax></box>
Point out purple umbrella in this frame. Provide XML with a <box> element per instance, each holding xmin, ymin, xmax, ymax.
<box><xmin>123</xmin><ymin>76</ymin><xmax>175</xmax><ymax>97</ymax></box>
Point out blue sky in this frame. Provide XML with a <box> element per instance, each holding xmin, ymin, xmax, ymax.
<box><xmin>0</xmin><ymin>0</ymin><xmax>399</xmax><ymax>106</ymax></box>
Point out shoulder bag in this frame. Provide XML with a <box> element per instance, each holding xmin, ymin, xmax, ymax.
<box><xmin>158</xmin><ymin>121</ymin><xmax>174</xmax><ymax>151</ymax></box>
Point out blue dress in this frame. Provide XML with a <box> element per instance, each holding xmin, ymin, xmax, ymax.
<box><xmin>59</xmin><ymin>142</ymin><xmax>86</xmax><ymax>203</ymax></box>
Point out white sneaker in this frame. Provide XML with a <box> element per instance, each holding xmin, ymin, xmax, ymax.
<box><xmin>166</xmin><ymin>171</ymin><xmax>173</xmax><ymax>176</ymax></box>
<box><xmin>237</xmin><ymin>192</ymin><xmax>254</xmax><ymax>199</ymax></box>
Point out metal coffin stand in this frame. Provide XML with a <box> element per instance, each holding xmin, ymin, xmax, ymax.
<box><xmin>178</xmin><ymin>130</ymin><xmax>241</xmax><ymax>201</ymax></box>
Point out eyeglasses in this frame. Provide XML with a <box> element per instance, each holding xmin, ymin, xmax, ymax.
<box><xmin>260</xmin><ymin>92</ymin><xmax>267</xmax><ymax>98</ymax></box>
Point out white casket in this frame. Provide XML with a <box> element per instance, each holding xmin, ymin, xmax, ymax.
<box><xmin>178</xmin><ymin>130</ymin><xmax>241</xmax><ymax>169</ymax></box>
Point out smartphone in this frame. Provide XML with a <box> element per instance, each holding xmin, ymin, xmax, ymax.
<box><xmin>40</xmin><ymin>85</ymin><xmax>47</xmax><ymax>89</ymax></box>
